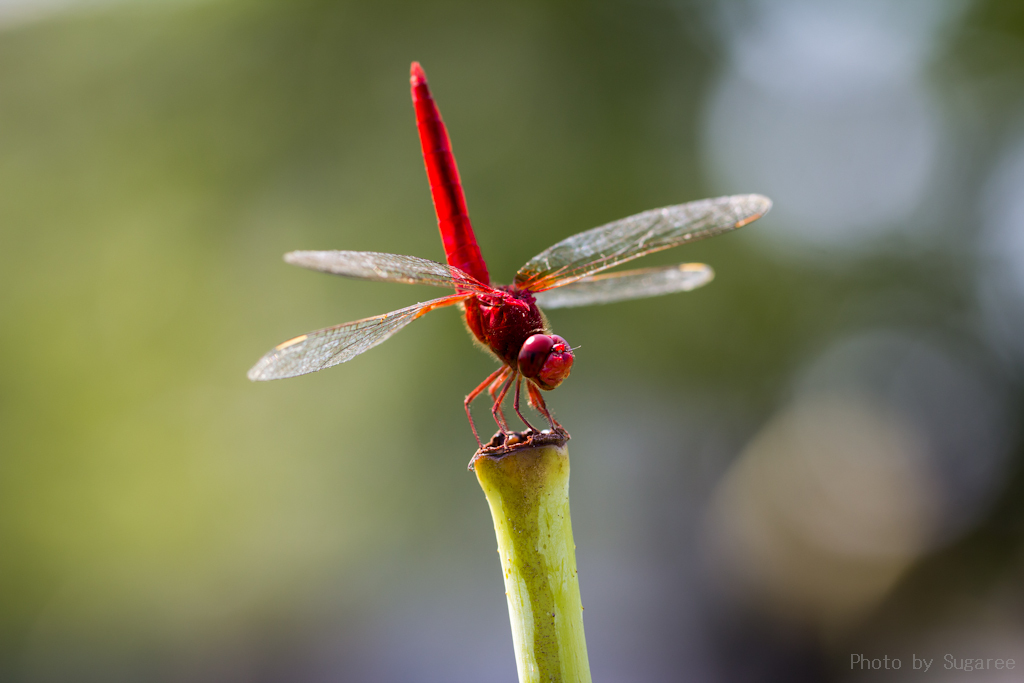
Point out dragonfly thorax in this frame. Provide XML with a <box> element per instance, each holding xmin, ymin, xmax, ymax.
<box><xmin>464</xmin><ymin>286</ymin><xmax>569</xmax><ymax>384</ymax></box>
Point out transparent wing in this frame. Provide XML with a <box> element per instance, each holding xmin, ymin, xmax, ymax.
<box><xmin>515</xmin><ymin>194</ymin><xmax>770</xmax><ymax>292</ymax></box>
<box><xmin>284</xmin><ymin>250</ymin><xmax>492</xmax><ymax>295</ymax></box>
<box><xmin>248</xmin><ymin>293</ymin><xmax>469</xmax><ymax>381</ymax></box>
<box><xmin>533</xmin><ymin>263</ymin><xmax>713</xmax><ymax>309</ymax></box>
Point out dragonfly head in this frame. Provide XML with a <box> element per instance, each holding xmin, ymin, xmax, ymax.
<box><xmin>518</xmin><ymin>334</ymin><xmax>574</xmax><ymax>390</ymax></box>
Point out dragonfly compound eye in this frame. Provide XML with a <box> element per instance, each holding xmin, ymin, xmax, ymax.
<box><xmin>518</xmin><ymin>334</ymin><xmax>555</xmax><ymax>379</ymax></box>
<box><xmin>535</xmin><ymin>335</ymin><xmax>573</xmax><ymax>390</ymax></box>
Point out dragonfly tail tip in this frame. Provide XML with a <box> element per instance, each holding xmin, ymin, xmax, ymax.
<box><xmin>410</xmin><ymin>61</ymin><xmax>426</xmax><ymax>84</ymax></box>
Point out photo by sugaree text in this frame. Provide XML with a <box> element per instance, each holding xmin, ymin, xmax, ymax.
<box><xmin>851</xmin><ymin>653</ymin><xmax>1016</xmax><ymax>672</ymax></box>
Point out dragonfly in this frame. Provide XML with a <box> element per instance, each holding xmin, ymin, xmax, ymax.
<box><xmin>249</xmin><ymin>62</ymin><xmax>771</xmax><ymax>448</ymax></box>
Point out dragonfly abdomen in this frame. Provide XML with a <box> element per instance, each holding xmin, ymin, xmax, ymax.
<box><xmin>411</xmin><ymin>62</ymin><xmax>490</xmax><ymax>286</ymax></box>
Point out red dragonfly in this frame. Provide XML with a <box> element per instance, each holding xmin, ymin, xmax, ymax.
<box><xmin>249</xmin><ymin>62</ymin><xmax>771</xmax><ymax>447</ymax></box>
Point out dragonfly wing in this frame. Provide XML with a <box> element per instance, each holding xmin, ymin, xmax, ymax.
<box><xmin>533</xmin><ymin>263</ymin><xmax>713</xmax><ymax>309</ymax></box>
<box><xmin>248</xmin><ymin>293</ymin><xmax>469</xmax><ymax>381</ymax></box>
<box><xmin>284</xmin><ymin>251</ymin><xmax>492</xmax><ymax>295</ymax></box>
<box><xmin>515</xmin><ymin>194</ymin><xmax>770</xmax><ymax>291</ymax></box>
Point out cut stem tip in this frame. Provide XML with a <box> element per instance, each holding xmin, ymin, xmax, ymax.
<box><xmin>470</xmin><ymin>428</ymin><xmax>570</xmax><ymax>467</ymax></box>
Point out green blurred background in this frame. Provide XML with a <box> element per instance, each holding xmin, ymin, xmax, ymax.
<box><xmin>2</xmin><ymin>0</ymin><xmax>1024</xmax><ymax>680</ymax></box>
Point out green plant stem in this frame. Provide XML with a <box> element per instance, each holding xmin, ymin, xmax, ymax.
<box><xmin>473</xmin><ymin>441</ymin><xmax>592</xmax><ymax>683</ymax></box>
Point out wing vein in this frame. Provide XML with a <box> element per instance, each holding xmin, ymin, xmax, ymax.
<box><xmin>248</xmin><ymin>293</ymin><xmax>470</xmax><ymax>381</ymax></box>
<box><xmin>515</xmin><ymin>195</ymin><xmax>770</xmax><ymax>292</ymax></box>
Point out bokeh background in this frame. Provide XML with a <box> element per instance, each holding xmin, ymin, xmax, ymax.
<box><xmin>2</xmin><ymin>0</ymin><xmax>1023</xmax><ymax>681</ymax></box>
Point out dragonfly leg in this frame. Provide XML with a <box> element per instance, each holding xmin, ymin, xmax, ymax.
<box><xmin>487</xmin><ymin>367</ymin><xmax>512</xmax><ymax>430</ymax></box>
<box><xmin>491</xmin><ymin>371</ymin><xmax>516</xmax><ymax>434</ymax></box>
<box><xmin>487</xmin><ymin>367</ymin><xmax>508</xmax><ymax>400</ymax></box>
<box><xmin>465</xmin><ymin>366</ymin><xmax>507</xmax><ymax>447</ymax></box>
<box><xmin>527</xmin><ymin>381</ymin><xmax>564</xmax><ymax>434</ymax></box>
<box><xmin>512</xmin><ymin>376</ymin><xmax>538</xmax><ymax>432</ymax></box>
